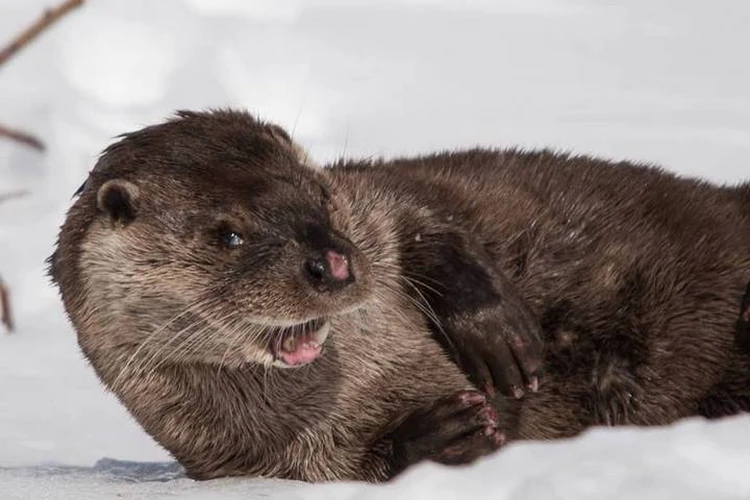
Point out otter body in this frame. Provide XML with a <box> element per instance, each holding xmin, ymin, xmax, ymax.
<box><xmin>335</xmin><ymin>150</ymin><xmax>750</xmax><ymax>434</ymax></box>
<box><xmin>51</xmin><ymin>110</ymin><xmax>750</xmax><ymax>482</ymax></box>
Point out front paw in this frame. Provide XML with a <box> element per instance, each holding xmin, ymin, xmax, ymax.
<box><xmin>447</xmin><ymin>309</ymin><xmax>544</xmax><ymax>400</ymax></box>
<box><xmin>387</xmin><ymin>390</ymin><xmax>505</xmax><ymax>477</ymax></box>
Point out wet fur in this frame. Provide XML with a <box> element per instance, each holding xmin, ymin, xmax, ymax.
<box><xmin>50</xmin><ymin>110</ymin><xmax>750</xmax><ymax>481</ymax></box>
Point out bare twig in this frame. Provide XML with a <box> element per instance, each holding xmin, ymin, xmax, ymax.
<box><xmin>0</xmin><ymin>190</ymin><xmax>30</xmax><ymax>204</ymax></box>
<box><xmin>0</xmin><ymin>0</ymin><xmax>85</xmax><ymax>69</ymax></box>
<box><xmin>0</xmin><ymin>193</ymin><xmax>26</xmax><ymax>332</ymax></box>
<box><xmin>0</xmin><ymin>2</ymin><xmax>84</xmax><ymax>334</ymax></box>
<box><xmin>0</xmin><ymin>123</ymin><xmax>45</xmax><ymax>151</ymax></box>
<box><xmin>0</xmin><ymin>277</ymin><xmax>13</xmax><ymax>332</ymax></box>
<box><xmin>0</xmin><ymin>0</ymin><xmax>85</xmax><ymax>151</ymax></box>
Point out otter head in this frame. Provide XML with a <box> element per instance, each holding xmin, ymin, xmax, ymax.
<box><xmin>50</xmin><ymin>110</ymin><xmax>373</xmax><ymax>374</ymax></box>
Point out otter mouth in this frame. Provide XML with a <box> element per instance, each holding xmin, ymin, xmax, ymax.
<box><xmin>269</xmin><ymin>318</ymin><xmax>330</xmax><ymax>367</ymax></box>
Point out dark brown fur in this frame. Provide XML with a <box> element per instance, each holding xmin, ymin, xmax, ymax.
<box><xmin>50</xmin><ymin>110</ymin><xmax>750</xmax><ymax>482</ymax></box>
<box><xmin>353</xmin><ymin>148</ymin><xmax>750</xmax><ymax>436</ymax></box>
<box><xmin>736</xmin><ymin>282</ymin><xmax>750</xmax><ymax>351</ymax></box>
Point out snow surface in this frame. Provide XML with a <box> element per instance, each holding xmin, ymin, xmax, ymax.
<box><xmin>0</xmin><ymin>0</ymin><xmax>749</xmax><ymax>498</ymax></box>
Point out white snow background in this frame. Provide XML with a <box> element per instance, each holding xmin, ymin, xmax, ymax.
<box><xmin>1</xmin><ymin>0</ymin><xmax>749</xmax><ymax>498</ymax></box>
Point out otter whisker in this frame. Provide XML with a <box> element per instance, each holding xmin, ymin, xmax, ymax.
<box><xmin>401</xmin><ymin>273</ymin><xmax>445</xmax><ymax>298</ymax></box>
<box><xmin>184</xmin><ymin>307</ymin><xmax>244</xmax><ymax>358</ymax></box>
<box><xmin>371</xmin><ymin>279</ymin><xmax>427</xmax><ymax>331</ymax></box>
<box><xmin>376</xmin><ymin>256</ymin><xmax>447</xmax><ymax>296</ymax></box>
<box><xmin>112</xmin><ymin>295</ymin><xmax>225</xmax><ymax>391</ymax></box>
<box><xmin>149</xmin><ymin>318</ymin><xmax>218</xmax><ymax>374</ymax></box>
<box><xmin>216</xmin><ymin>316</ymin><xmax>254</xmax><ymax>373</ymax></box>
<box><xmin>165</xmin><ymin>306</ymin><xmax>244</xmax><ymax>367</ymax></box>
<box><xmin>261</xmin><ymin>361</ymin><xmax>274</xmax><ymax>404</ymax></box>
<box><xmin>126</xmin><ymin>294</ymin><xmax>234</xmax><ymax>384</ymax></box>
<box><xmin>399</xmin><ymin>276</ymin><xmax>456</xmax><ymax>353</ymax></box>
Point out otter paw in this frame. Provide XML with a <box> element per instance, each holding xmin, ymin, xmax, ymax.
<box><xmin>450</xmin><ymin>316</ymin><xmax>544</xmax><ymax>400</ymax></box>
<box><xmin>388</xmin><ymin>390</ymin><xmax>506</xmax><ymax>475</ymax></box>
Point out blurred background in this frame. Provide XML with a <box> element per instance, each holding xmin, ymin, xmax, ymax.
<box><xmin>0</xmin><ymin>0</ymin><xmax>748</xmax><ymax>467</ymax></box>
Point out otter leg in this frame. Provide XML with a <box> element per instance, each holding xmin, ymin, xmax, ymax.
<box><xmin>0</xmin><ymin>275</ymin><xmax>13</xmax><ymax>332</ymax></box>
<box><xmin>509</xmin><ymin>306</ymin><xmax>748</xmax><ymax>441</ymax></box>
<box><xmin>404</xmin><ymin>232</ymin><xmax>544</xmax><ymax>398</ymax></box>
<box><xmin>379</xmin><ymin>390</ymin><xmax>505</xmax><ymax>478</ymax></box>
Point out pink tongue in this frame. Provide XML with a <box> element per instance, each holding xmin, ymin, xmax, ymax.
<box><xmin>277</xmin><ymin>337</ymin><xmax>323</xmax><ymax>366</ymax></box>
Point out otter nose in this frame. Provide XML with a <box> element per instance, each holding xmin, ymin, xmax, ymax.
<box><xmin>304</xmin><ymin>249</ymin><xmax>353</xmax><ymax>291</ymax></box>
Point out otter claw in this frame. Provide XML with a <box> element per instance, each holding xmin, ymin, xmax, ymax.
<box><xmin>529</xmin><ymin>375</ymin><xmax>540</xmax><ymax>393</ymax></box>
<box><xmin>386</xmin><ymin>390</ymin><xmax>506</xmax><ymax>477</ymax></box>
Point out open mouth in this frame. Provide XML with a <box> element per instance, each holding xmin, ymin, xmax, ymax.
<box><xmin>269</xmin><ymin>318</ymin><xmax>330</xmax><ymax>367</ymax></box>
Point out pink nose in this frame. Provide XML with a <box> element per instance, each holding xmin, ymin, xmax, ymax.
<box><xmin>326</xmin><ymin>250</ymin><xmax>350</xmax><ymax>281</ymax></box>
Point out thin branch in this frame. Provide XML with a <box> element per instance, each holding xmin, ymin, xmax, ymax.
<box><xmin>0</xmin><ymin>190</ymin><xmax>30</xmax><ymax>204</ymax></box>
<box><xmin>0</xmin><ymin>123</ymin><xmax>45</xmax><ymax>151</ymax></box>
<box><xmin>0</xmin><ymin>1</ymin><xmax>84</xmax><ymax>334</ymax></box>
<box><xmin>0</xmin><ymin>278</ymin><xmax>13</xmax><ymax>333</ymax></box>
<box><xmin>0</xmin><ymin>193</ymin><xmax>26</xmax><ymax>331</ymax></box>
<box><xmin>0</xmin><ymin>0</ymin><xmax>85</xmax><ymax>69</ymax></box>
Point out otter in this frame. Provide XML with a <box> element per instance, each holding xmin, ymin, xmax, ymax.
<box><xmin>50</xmin><ymin>109</ymin><xmax>750</xmax><ymax>482</ymax></box>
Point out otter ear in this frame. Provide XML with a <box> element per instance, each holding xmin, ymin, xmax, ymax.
<box><xmin>97</xmin><ymin>179</ymin><xmax>139</xmax><ymax>224</ymax></box>
<box><xmin>266</xmin><ymin>124</ymin><xmax>318</xmax><ymax>169</ymax></box>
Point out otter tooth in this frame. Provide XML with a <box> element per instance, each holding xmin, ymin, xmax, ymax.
<box><xmin>282</xmin><ymin>335</ymin><xmax>297</xmax><ymax>352</ymax></box>
<box><xmin>313</xmin><ymin>321</ymin><xmax>330</xmax><ymax>345</ymax></box>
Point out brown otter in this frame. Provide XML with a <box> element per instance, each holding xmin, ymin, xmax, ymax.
<box><xmin>50</xmin><ymin>109</ymin><xmax>750</xmax><ymax>482</ymax></box>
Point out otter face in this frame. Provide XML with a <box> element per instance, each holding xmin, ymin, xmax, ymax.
<box><xmin>59</xmin><ymin>111</ymin><xmax>373</xmax><ymax>371</ymax></box>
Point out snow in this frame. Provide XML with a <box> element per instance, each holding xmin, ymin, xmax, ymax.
<box><xmin>0</xmin><ymin>0</ymin><xmax>748</xmax><ymax>498</ymax></box>
<box><xmin>2</xmin><ymin>417</ymin><xmax>750</xmax><ymax>499</ymax></box>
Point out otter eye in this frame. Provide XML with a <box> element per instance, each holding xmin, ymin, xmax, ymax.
<box><xmin>219</xmin><ymin>231</ymin><xmax>245</xmax><ymax>249</ymax></box>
